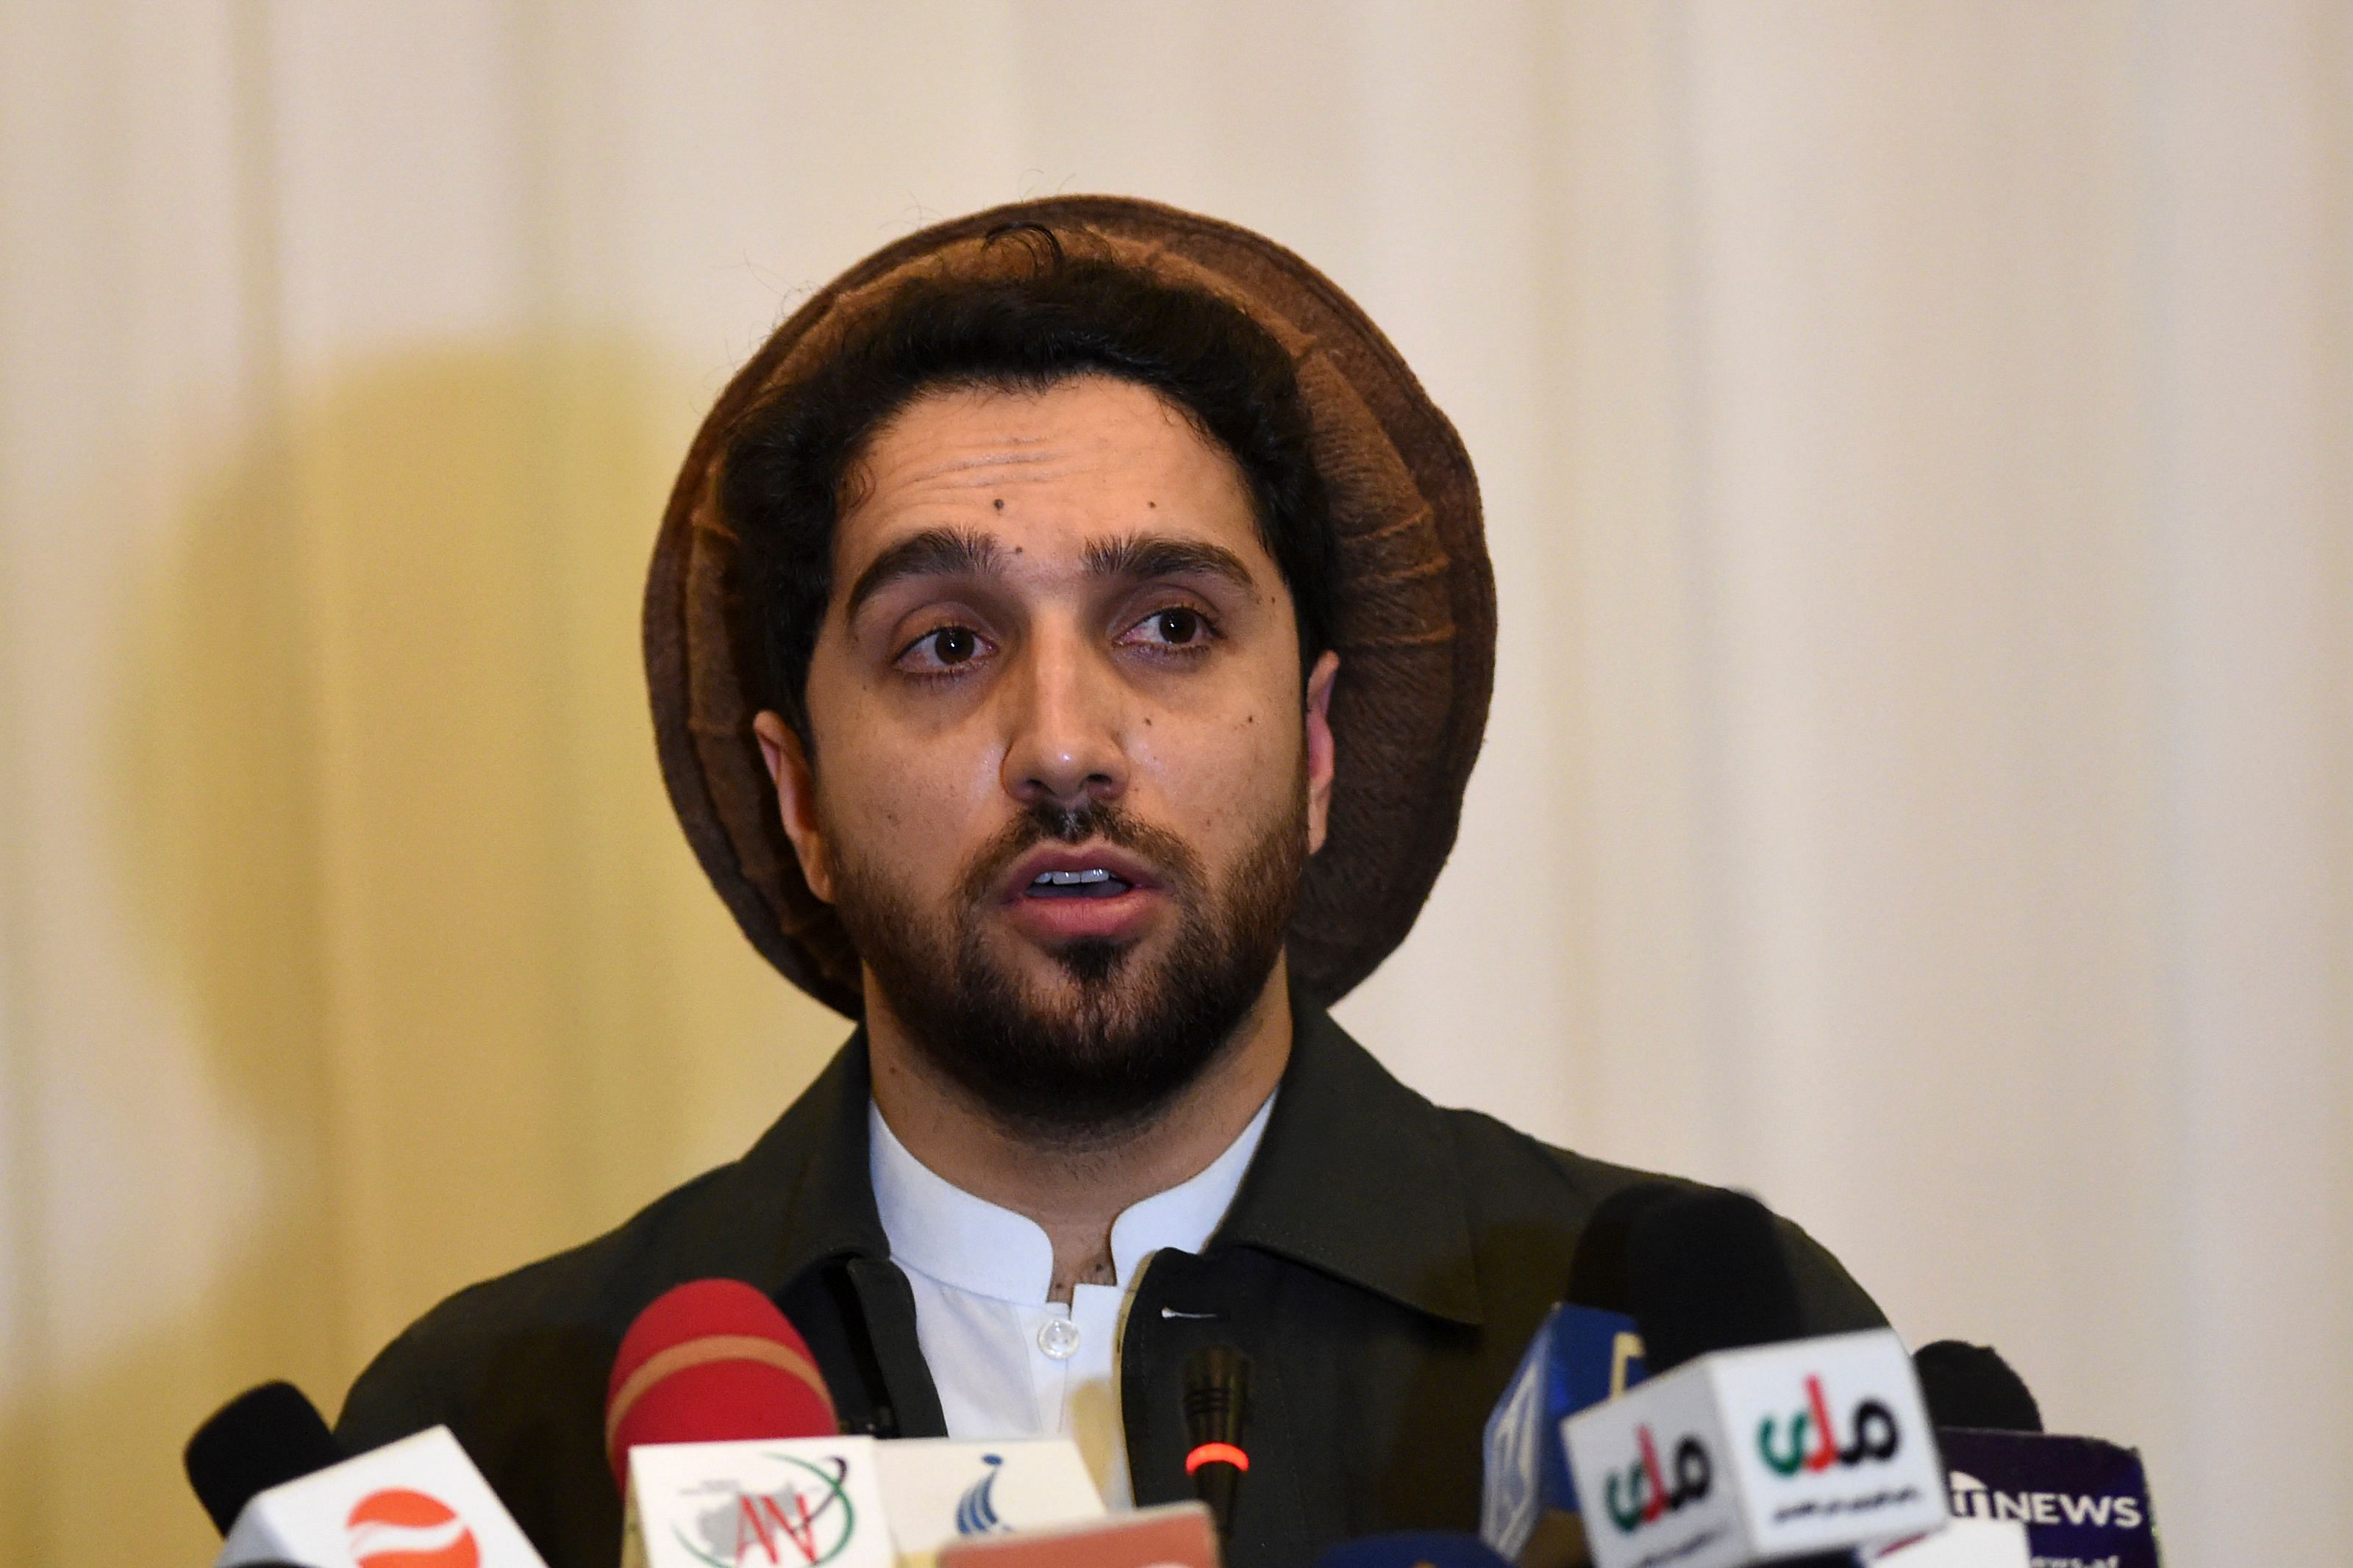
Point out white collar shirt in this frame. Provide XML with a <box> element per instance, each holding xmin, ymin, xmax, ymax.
<box><xmin>866</xmin><ymin>1094</ymin><xmax>1275</xmax><ymax>1509</ymax></box>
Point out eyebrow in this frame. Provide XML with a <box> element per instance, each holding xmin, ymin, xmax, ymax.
<box><xmin>843</xmin><ymin>528</ymin><xmax>1005</xmax><ymax>620</ymax></box>
<box><xmin>1082</xmin><ymin>533</ymin><xmax>1258</xmax><ymax>593</ymax></box>
<box><xmin>843</xmin><ymin>527</ymin><xmax>1259</xmax><ymax>620</ymax></box>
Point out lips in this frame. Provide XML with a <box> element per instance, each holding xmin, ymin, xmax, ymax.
<box><xmin>996</xmin><ymin>842</ymin><xmax>1165</xmax><ymax>945</ymax></box>
<box><xmin>1000</xmin><ymin>845</ymin><xmax>1161</xmax><ymax>905</ymax></box>
<box><xmin>1026</xmin><ymin>867</ymin><xmax>1134</xmax><ymax>899</ymax></box>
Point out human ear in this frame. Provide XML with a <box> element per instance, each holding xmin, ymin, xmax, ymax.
<box><xmin>1302</xmin><ymin>651</ymin><xmax>1340</xmax><ymax>856</ymax></box>
<box><xmin>752</xmin><ymin>710</ymin><xmax>836</xmax><ymax>904</ymax></box>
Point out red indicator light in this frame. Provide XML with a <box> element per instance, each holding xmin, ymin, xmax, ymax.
<box><xmin>1185</xmin><ymin>1442</ymin><xmax>1250</xmax><ymax>1475</ymax></box>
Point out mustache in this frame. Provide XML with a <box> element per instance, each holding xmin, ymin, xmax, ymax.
<box><xmin>955</xmin><ymin>798</ymin><xmax>1205</xmax><ymax>909</ymax></box>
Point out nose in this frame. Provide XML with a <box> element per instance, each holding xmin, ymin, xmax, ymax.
<box><xmin>1000</xmin><ymin>623</ymin><xmax>1129</xmax><ymax>812</ymax></box>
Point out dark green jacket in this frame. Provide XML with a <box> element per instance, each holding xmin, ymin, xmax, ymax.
<box><xmin>336</xmin><ymin>1001</ymin><xmax>1883</xmax><ymax>1568</ymax></box>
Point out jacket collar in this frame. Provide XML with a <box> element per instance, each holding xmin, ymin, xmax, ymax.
<box><xmin>736</xmin><ymin>983</ymin><xmax>1485</xmax><ymax>1328</ymax></box>
<box><xmin>1210</xmin><ymin>990</ymin><xmax>1485</xmax><ymax>1326</ymax></box>
<box><xmin>735</xmin><ymin>1033</ymin><xmax>895</xmax><ymax>1292</ymax></box>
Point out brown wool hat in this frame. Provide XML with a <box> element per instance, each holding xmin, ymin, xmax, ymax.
<box><xmin>643</xmin><ymin>196</ymin><xmax>1495</xmax><ymax>1017</ymax></box>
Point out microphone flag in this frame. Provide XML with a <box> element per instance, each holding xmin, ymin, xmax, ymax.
<box><xmin>1561</xmin><ymin>1328</ymin><xmax>1949</xmax><ymax>1568</ymax></box>
<box><xmin>933</xmin><ymin>1500</ymin><xmax>1220</xmax><ymax>1568</ymax></box>
<box><xmin>1479</xmin><ymin>1302</ymin><xmax>1647</xmax><ymax>1558</ymax></box>
<box><xmin>213</xmin><ymin>1426</ymin><xmax>549</xmax><ymax>1568</ymax></box>
<box><xmin>1933</xmin><ymin>1428</ymin><xmax>2158</xmax><ymax>1567</ymax></box>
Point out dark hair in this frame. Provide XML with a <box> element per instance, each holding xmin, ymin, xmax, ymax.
<box><xmin>722</xmin><ymin>226</ymin><xmax>1337</xmax><ymax>747</ymax></box>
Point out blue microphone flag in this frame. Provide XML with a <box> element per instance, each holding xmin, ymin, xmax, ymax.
<box><xmin>1935</xmin><ymin>1428</ymin><xmax>2159</xmax><ymax>1567</ymax></box>
<box><xmin>1479</xmin><ymin>1303</ymin><xmax>1647</xmax><ymax>1558</ymax></box>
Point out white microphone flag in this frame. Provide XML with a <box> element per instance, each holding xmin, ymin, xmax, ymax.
<box><xmin>215</xmin><ymin>1425</ymin><xmax>549</xmax><ymax>1568</ymax></box>
<box><xmin>1563</xmin><ymin>1328</ymin><xmax>1949</xmax><ymax>1568</ymax></box>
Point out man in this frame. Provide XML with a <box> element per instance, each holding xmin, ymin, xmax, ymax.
<box><xmin>336</xmin><ymin>199</ymin><xmax>1882</xmax><ymax>1568</ymax></box>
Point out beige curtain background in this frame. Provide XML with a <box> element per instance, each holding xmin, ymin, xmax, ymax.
<box><xmin>1</xmin><ymin>3</ymin><xmax>2345</xmax><ymax>1563</ymax></box>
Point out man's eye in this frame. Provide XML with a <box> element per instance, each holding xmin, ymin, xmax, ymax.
<box><xmin>899</xmin><ymin>624</ymin><xmax>989</xmax><ymax>671</ymax></box>
<box><xmin>1126</xmin><ymin>606</ymin><xmax>1213</xmax><ymax>648</ymax></box>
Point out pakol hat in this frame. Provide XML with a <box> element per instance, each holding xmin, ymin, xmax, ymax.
<box><xmin>644</xmin><ymin>196</ymin><xmax>1494</xmax><ymax>1017</ymax></box>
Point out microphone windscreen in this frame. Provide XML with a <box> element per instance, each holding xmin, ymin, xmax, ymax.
<box><xmin>183</xmin><ymin>1381</ymin><xmax>345</xmax><ymax>1535</ymax></box>
<box><xmin>604</xmin><ymin>1278</ymin><xmax>838</xmax><ymax>1490</ymax></box>
<box><xmin>1624</xmin><ymin>1188</ymin><xmax>1804</xmax><ymax>1372</ymax></box>
<box><xmin>1313</xmin><ymin>1533</ymin><xmax>1513</xmax><ymax>1568</ymax></box>
<box><xmin>1913</xmin><ymin>1339</ymin><xmax>2045</xmax><ymax>1433</ymax></box>
<box><xmin>1563</xmin><ymin>1180</ymin><xmax>1686</xmax><ymax>1309</ymax></box>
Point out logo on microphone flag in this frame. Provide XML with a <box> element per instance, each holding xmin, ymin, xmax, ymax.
<box><xmin>952</xmin><ymin>1455</ymin><xmax>1010</xmax><ymax>1536</ymax></box>
<box><xmin>680</xmin><ymin>1454</ymin><xmax>855</xmax><ymax>1567</ymax></box>
<box><xmin>346</xmin><ymin>1487</ymin><xmax>482</xmax><ymax>1568</ymax></box>
<box><xmin>869</xmin><ymin>1438</ymin><xmax>1107</xmax><ymax>1558</ymax></box>
<box><xmin>624</xmin><ymin>1438</ymin><xmax>895</xmax><ymax>1568</ymax></box>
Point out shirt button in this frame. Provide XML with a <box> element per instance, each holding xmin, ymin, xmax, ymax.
<box><xmin>1036</xmin><ymin>1318</ymin><xmax>1082</xmax><ymax>1361</ymax></box>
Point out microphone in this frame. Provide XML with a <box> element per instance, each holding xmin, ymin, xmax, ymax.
<box><xmin>607</xmin><ymin>1280</ymin><xmax>1107</xmax><ymax>1566</ymax></box>
<box><xmin>1911</xmin><ymin>1342</ymin><xmax>2041</xmax><ymax>1434</ymax></box>
<box><xmin>185</xmin><ymin>1384</ymin><xmax>549</xmax><ymax>1567</ymax></box>
<box><xmin>1560</xmin><ymin>1191</ymin><xmax>1949</xmax><ymax>1568</ymax></box>
<box><xmin>604</xmin><ymin>1277</ymin><xmax>839</xmax><ymax>1489</ymax></box>
<box><xmin>1931</xmin><ymin>1428</ymin><xmax>2155</xmax><ymax>1563</ymax></box>
<box><xmin>1563</xmin><ymin>1181</ymin><xmax>1691</xmax><ymax>1311</ymax></box>
<box><xmin>1906</xmin><ymin>1343</ymin><xmax>2155</xmax><ymax>1568</ymax></box>
<box><xmin>1479</xmin><ymin>1183</ymin><xmax>1674</xmax><ymax>1565</ymax></box>
<box><xmin>607</xmin><ymin>1279</ymin><xmax>879</xmax><ymax>1567</ymax></box>
<box><xmin>1180</xmin><ymin>1344</ymin><xmax>1251</xmax><ymax>1546</ymax></box>
<box><xmin>185</xmin><ymin>1381</ymin><xmax>346</xmax><ymax>1536</ymax></box>
<box><xmin>1622</xmin><ymin>1188</ymin><xmax>1805</xmax><ymax>1373</ymax></box>
<box><xmin>1315</xmin><ymin>1531</ymin><xmax>1515</xmax><ymax>1567</ymax></box>
<box><xmin>1907</xmin><ymin>1338</ymin><xmax>2158</xmax><ymax>1564</ymax></box>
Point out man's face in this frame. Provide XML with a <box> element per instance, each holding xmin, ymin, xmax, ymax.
<box><xmin>755</xmin><ymin>373</ymin><xmax>1338</xmax><ymax>1139</ymax></box>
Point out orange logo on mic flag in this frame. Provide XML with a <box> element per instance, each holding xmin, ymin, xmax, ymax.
<box><xmin>346</xmin><ymin>1487</ymin><xmax>482</xmax><ymax>1568</ymax></box>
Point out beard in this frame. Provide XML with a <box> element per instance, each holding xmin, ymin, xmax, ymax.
<box><xmin>825</xmin><ymin>776</ymin><xmax>1307</xmax><ymax>1144</ymax></box>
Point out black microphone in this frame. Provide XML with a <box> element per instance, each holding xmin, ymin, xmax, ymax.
<box><xmin>1622</xmin><ymin>1189</ymin><xmax>1857</xmax><ymax>1568</ymax></box>
<box><xmin>184</xmin><ymin>1381</ymin><xmax>346</xmax><ymax>1536</ymax></box>
<box><xmin>1624</xmin><ymin>1186</ymin><xmax>1807</xmax><ymax>1373</ymax></box>
<box><xmin>1913</xmin><ymin>1339</ymin><xmax>2043</xmax><ymax>1433</ymax></box>
<box><xmin>1563</xmin><ymin>1180</ymin><xmax>1688</xmax><ymax>1310</ymax></box>
<box><xmin>1181</xmin><ymin>1343</ymin><xmax>1252</xmax><ymax>1546</ymax></box>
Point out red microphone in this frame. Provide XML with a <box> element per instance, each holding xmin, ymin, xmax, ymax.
<box><xmin>603</xmin><ymin>1278</ymin><xmax>839</xmax><ymax>1491</ymax></box>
